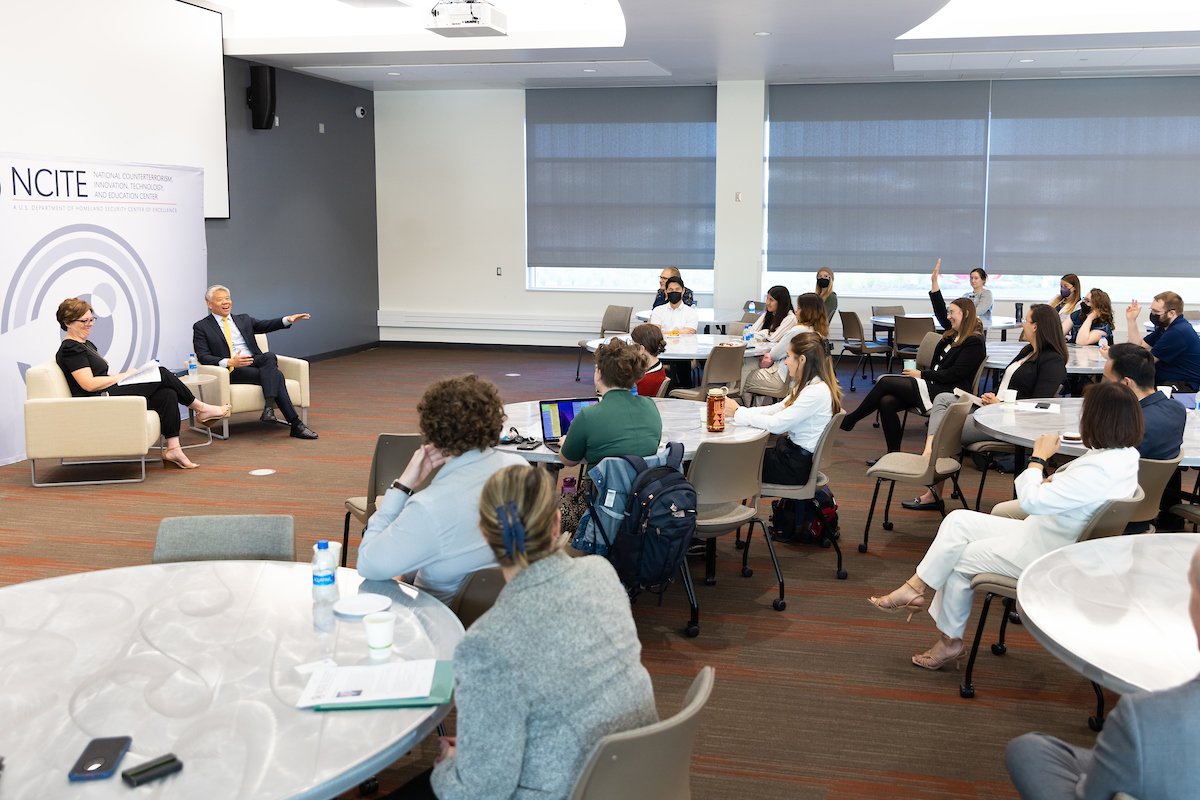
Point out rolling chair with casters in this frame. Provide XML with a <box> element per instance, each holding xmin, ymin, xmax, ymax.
<box><xmin>342</xmin><ymin>434</ymin><xmax>431</xmax><ymax>567</ymax></box>
<box><xmin>871</xmin><ymin>304</ymin><xmax>904</xmax><ymax>347</ymax></box>
<box><xmin>834</xmin><ymin>311</ymin><xmax>890</xmax><ymax>392</ymax></box>
<box><xmin>576</xmin><ymin>305</ymin><xmax>633</xmax><ymax>381</ymax></box>
<box><xmin>152</xmin><ymin>515</ymin><xmax>295</xmax><ymax>563</ymax></box>
<box><xmin>860</xmin><ymin>399</ymin><xmax>971</xmax><ymax>552</ymax></box>
<box><xmin>958</xmin><ymin>487</ymin><xmax>1144</xmax><ymax>733</ymax></box>
<box><xmin>448</xmin><ymin>567</ymin><xmax>505</xmax><ymax>629</ymax></box>
<box><xmin>668</xmin><ymin>342</ymin><xmax>746</xmax><ymax>401</ymax></box>
<box><xmin>757</xmin><ymin>412</ymin><xmax>848</xmax><ymax>580</ymax></box>
<box><xmin>1128</xmin><ymin>455</ymin><xmax>1184</xmax><ymax>531</ymax></box>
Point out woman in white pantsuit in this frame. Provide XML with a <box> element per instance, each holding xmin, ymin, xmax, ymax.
<box><xmin>868</xmin><ymin>381</ymin><xmax>1143</xmax><ymax>671</ymax></box>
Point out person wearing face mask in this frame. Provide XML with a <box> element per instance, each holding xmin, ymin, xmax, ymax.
<box><xmin>1050</xmin><ymin>274</ymin><xmax>1081</xmax><ymax>322</ymax></box>
<box><xmin>648</xmin><ymin>277</ymin><xmax>699</xmax><ymax>335</ymax></box>
<box><xmin>929</xmin><ymin>259</ymin><xmax>993</xmax><ymax>322</ymax></box>
<box><xmin>651</xmin><ymin>267</ymin><xmax>694</xmax><ymax>309</ymax></box>
<box><xmin>1064</xmin><ymin>288</ymin><xmax>1115</xmax><ymax>346</ymax></box>
<box><xmin>1125</xmin><ymin>291</ymin><xmax>1200</xmax><ymax>393</ymax></box>
<box><xmin>815</xmin><ymin>267</ymin><xmax>837</xmax><ymax>320</ymax></box>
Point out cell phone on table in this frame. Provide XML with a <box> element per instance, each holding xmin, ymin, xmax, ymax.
<box><xmin>516</xmin><ymin>441</ymin><xmax>541</xmax><ymax>451</ymax></box>
<box><xmin>1035</xmin><ymin>402</ymin><xmax>1051</xmax><ymax>409</ymax></box>
<box><xmin>68</xmin><ymin>736</ymin><xmax>131</xmax><ymax>781</ymax></box>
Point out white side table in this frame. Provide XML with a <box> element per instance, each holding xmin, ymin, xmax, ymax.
<box><xmin>180</xmin><ymin>373</ymin><xmax>218</xmax><ymax>448</ymax></box>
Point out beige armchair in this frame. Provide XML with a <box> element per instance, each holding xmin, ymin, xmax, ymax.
<box><xmin>24</xmin><ymin>360</ymin><xmax>161</xmax><ymax>486</ymax></box>
<box><xmin>196</xmin><ymin>333</ymin><xmax>309</xmax><ymax>439</ymax></box>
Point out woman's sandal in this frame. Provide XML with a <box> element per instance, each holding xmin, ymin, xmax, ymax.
<box><xmin>162</xmin><ymin>450</ymin><xmax>198</xmax><ymax>470</ymax></box>
<box><xmin>868</xmin><ymin>579</ymin><xmax>928</xmax><ymax>622</ymax></box>
<box><xmin>197</xmin><ymin>405</ymin><xmax>231</xmax><ymax>428</ymax></box>
<box><xmin>912</xmin><ymin>643</ymin><xmax>968</xmax><ymax>671</ymax></box>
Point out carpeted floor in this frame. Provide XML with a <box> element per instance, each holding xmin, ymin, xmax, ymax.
<box><xmin>0</xmin><ymin>343</ymin><xmax>1111</xmax><ymax>799</ymax></box>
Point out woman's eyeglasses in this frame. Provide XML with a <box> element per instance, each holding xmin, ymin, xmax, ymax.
<box><xmin>73</xmin><ymin>317</ymin><xmax>96</xmax><ymax>325</ymax></box>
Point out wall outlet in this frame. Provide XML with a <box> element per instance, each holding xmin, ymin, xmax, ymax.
<box><xmin>274</xmin><ymin>116</ymin><xmax>279</xmax><ymax>127</ymax></box>
<box><xmin>319</xmin><ymin>123</ymin><xmax>325</xmax><ymax>133</ymax></box>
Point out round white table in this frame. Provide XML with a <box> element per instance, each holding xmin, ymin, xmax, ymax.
<box><xmin>584</xmin><ymin>334</ymin><xmax>770</xmax><ymax>361</ymax></box>
<box><xmin>870</xmin><ymin>314</ymin><xmax>1022</xmax><ymax>342</ymax></box>
<box><xmin>635</xmin><ymin>308</ymin><xmax>747</xmax><ymax>334</ymax></box>
<box><xmin>1017</xmin><ymin>533</ymin><xmax>1200</xmax><ymax>694</ymax></box>
<box><xmin>0</xmin><ymin>562</ymin><xmax>463</xmax><ymax>799</ymax></box>
<box><xmin>984</xmin><ymin>343</ymin><xmax>1107</xmax><ymax>374</ymax></box>
<box><xmin>973</xmin><ymin>397</ymin><xmax>1200</xmax><ymax>467</ymax></box>
<box><xmin>496</xmin><ymin>397</ymin><xmax>765</xmax><ymax>463</ymax></box>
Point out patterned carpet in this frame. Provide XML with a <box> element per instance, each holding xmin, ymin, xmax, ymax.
<box><xmin>0</xmin><ymin>344</ymin><xmax>1110</xmax><ymax>799</ymax></box>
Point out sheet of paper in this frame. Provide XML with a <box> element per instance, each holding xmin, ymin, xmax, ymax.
<box><xmin>1014</xmin><ymin>401</ymin><xmax>1060</xmax><ymax>413</ymax></box>
<box><xmin>117</xmin><ymin>360</ymin><xmax>162</xmax><ymax>386</ymax></box>
<box><xmin>296</xmin><ymin>659</ymin><xmax>437</xmax><ymax>709</ymax></box>
<box><xmin>953</xmin><ymin>387</ymin><xmax>983</xmax><ymax>407</ymax></box>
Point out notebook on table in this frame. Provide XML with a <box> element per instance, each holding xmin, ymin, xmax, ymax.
<box><xmin>539</xmin><ymin>398</ymin><xmax>600</xmax><ymax>449</ymax></box>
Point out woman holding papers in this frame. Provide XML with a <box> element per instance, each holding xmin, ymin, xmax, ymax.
<box><xmin>385</xmin><ymin>465</ymin><xmax>658</xmax><ymax>800</ymax></box>
<box><xmin>54</xmin><ymin>298</ymin><xmax>229</xmax><ymax>469</ymax></box>
<box><xmin>866</xmin><ymin>382</ymin><xmax>1141</xmax><ymax>672</ymax></box>
<box><xmin>902</xmin><ymin>304</ymin><xmax>1068</xmax><ymax>510</ymax></box>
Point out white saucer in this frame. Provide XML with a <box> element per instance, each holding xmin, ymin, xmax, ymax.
<box><xmin>332</xmin><ymin>593</ymin><xmax>393</xmax><ymax>618</ymax></box>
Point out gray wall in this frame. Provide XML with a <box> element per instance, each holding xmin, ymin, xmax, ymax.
<box><xmin>204</xmin><ymin>57</ymin><xmax>378</xmax><ymax>360</ymax></box>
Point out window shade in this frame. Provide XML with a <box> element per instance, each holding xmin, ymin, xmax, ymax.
<box><xmin>766</xmin><ymin>82</ymin><xmax>990</xmax><ymax>274</ymax></box>
<box><xmin>526</xmin><ymin>87</ymin><xmax>717</xmax><ymax>270</ymax></box>
<box><xmin>986</xmin><ymin>77</ymin><xmax>1200</xmax><ymax>278</ymax></box>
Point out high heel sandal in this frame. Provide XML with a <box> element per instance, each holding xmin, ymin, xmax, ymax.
<box><xmin>868</xmin><ymin>579</ymin><xmax>928</xmax><ymax>622</ymax></box>
<box><xmin>197</xmin><ymin>405</ymin><xmax>231</xmax><ymax>428</ymax></box>
<box><xmin>162</xmin><ymin>450</ymin><xmax>198</xmax><ymax>470</ymax></box>
<box><xmin>911</xmin><ymin>643</ymin><xmax>967</xmax><ymax>671</ymax></box>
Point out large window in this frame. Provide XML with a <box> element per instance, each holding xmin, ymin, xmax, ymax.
<box><xmin>526</xmin><ymin>87</ymin><xmax>717</xmax><ymax>293</ymax></box>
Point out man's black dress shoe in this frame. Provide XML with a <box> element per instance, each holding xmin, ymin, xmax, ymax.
<box><xmin>901</xmin><ymin>497</ymin><xmax>940</xmax><ymax>511</ymax></box>
<box><xmin>865</xmin><ymin>458</ymin><xmax>878</xmax><ymax>467</ymax></box>
<box><xmin>290</xmin><ymin>421</ymin><xmax>319</xmax><ymax>439</ymax></box>
<box><xmin>261</xmin><ymin>407</ymin><xmax>281</xmax><ymax>424</ymax></box>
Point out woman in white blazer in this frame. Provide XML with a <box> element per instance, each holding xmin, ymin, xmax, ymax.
<box><xmin>867</xmin><ymin>381</ymin><xmax>1143</xmax><ymax>671</ymax></box>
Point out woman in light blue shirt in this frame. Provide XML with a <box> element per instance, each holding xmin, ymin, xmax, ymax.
<box><xmin>931</xmin><ymin>258</ymin><xmax>993</xmax><ymax>320</ymax></box>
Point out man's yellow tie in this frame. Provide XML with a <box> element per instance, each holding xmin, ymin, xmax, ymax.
<box><xmin>221</xmin><ymin>317</ymin><xmax>235</xmax><ymax>373</ymax></box>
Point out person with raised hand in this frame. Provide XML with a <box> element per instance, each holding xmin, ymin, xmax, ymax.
<box><xmin>930</xmin><ymin>258</ymin><xmax>993</xmax><ymax>321</ymax></box>
<box><xmin>1125</xmin><ymin>291</ymin><xmax>1200</xmax><ymax>392</ymax></box>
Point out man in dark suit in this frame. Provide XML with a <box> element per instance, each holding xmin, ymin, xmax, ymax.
<box><xmin>1006</xmin><ymin>546</ymin><xmax>1200</xmax><ymax>800</ymax></box>
<box><xmin>1103</xmin><ymin>342</ymin><xmax>1185</xmax><ymax>528</ymax></box>
<box><xmin>192</xmin><ymin>285</ymin><xmax>318</xmax><ymax>439</ymax></box>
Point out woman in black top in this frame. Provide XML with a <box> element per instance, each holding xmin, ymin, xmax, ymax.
<box><xmin>54</xmin><ymin>298</ymin><xmax>230</xmax><ymax>469</ymax></box>
<box><xmin>839</xmin><ymin>297</ymin><xmax>986</xmax><ymax>455</ymax></box>
<box><xmin>904</xmin><ymin>304</ymin><xmax>1068</xmax><ymax>509</ymax></box>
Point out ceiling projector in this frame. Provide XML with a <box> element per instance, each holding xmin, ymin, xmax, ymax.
<box><xmin>426</xmin><ymin>0</ymin><xmax>508</xmax><ymax>37</ymax></box>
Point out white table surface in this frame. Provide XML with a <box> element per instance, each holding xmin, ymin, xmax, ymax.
<box><xmin>497</xmin><ymin>397</ymin><xmax>765</xmax><ymax>463</ymax></box>
<box><xmin>0</xmin><ymin>562</ymin><xmax>463</xmax><ymax>799</ymax></box>
<box><xmin>869</xmin><ymin>314</ymin><xmax>1022</xmax><ymax>331</ymax></box>
<box><xmin>972</xmin><ymin>396</ymin><xmax>1200</xmax><ymax>467</ymax></box>
<box><xmin>585</xmin><ymin>334</ymin><xmax>770</xmax><ymax>361</ymax></box>
<box><xmin>984</xmin><ymin>343</ymin><xmax>1107</xmax><ymax>374</ymax></box>
<box><xmin>635</xmin><ymin>308</ymin><xmax>748</xmax><ymax>325</ymax></box>
<box><xmin>1018</xmin><ymin>534</ymin><xmax>1200</xmax><ymax>695</ymax></box>
<box><xmin>1144</xmin><ymin>319</ymin><xmax>1200</xmax><ymax>333</ymax></box>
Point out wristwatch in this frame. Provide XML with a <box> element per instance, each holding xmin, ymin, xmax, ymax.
<box><xmin>1028</xmin><ymin>456</ymin><xmax>1049</xmax><ymax>470</ymax></box>
<box><xmin>391</xmin><ymin>480</ymin><xmax>413</xmax><ymax>495</ymax></box>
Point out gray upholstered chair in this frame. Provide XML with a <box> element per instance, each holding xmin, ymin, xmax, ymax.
<box><xmin>152</xmin><ymin>514</ymin><xmax>295</xmax><ymax>563</ymax></box>
<box><xmin>759</xmin><ymin>411</ymin><xmax>848</xmax><ymax>579</ymax></box>
<box><xmin>343</xmin><ymin>433</ymin><xmax>425</xmax><ymax>567</ymax></box>
<box><xmin>569</xmin><ymin>666</ymin><xmax>714</xmax><ymax>800</ymax></box>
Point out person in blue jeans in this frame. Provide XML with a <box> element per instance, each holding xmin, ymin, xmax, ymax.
<box><xmin>1125</xmin><ymin>290</ymin><xmax>1200</xmax><ymax>392</ymax></box>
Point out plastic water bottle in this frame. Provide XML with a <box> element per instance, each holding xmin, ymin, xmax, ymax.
<box><xmin>187</xmin><ymin>353</ymin><xmax>198</xmax><ymax>378</ymax></box>
<box><xmin>312</xmin><ymin>540</ymin><xmax>338</xmax><ymax>602</ymax></box>
<box><xmin>1098</xmin><ymin>336</ymin><xmax>1108</xmax><ymax>350</ymax></box>
<box><xmin>743</xmin><ymin>324</ymin><xmax>753</xmax><ymax>343</ymax></box>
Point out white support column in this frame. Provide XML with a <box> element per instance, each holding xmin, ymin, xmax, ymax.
<box><xmin>713</xmin><ymin>80</ymin><xmax>767</xmax><ymax>310</ymax></box>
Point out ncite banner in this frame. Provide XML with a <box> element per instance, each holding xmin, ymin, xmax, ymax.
<box><xmin>0</xmin><ymin>153</ymin><xmax>206</xmax><ymax>466</ymax></box>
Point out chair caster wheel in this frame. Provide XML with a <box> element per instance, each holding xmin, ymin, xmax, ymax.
<box><xmin>1088</xmin><ymin>716</ymin><xmax>1104</xmax><ymax>732</ymax></box>
<box><xmin>850</xmin><ymin>387</ymin><xmax>857</xmax><ymax>393</ymax></box>
<box><xmin>704</xmin><ymin>577</ymin><xmax>716</xmax><ymax>586</ymax></box>
<box><xmin>685</xmin><ymin>623</ymin><xmax>699</xmax><ymax>638</ymax></box>
<box><xmin>360</xmin><ymin>777</ymin><xmax>380</xmax><ymax>796</ymax></box>
<box><xmin>741</xmin><ymin>567</ymin><xmax>753</xmax><ymax>578</ymax></box>
<box><xmin>991</xmin><ymin>643</ymin><xmax>1007</xmax><ymax>656</ymax></box>
<box><xmin>772</xmin><ymin>598</ymin><xmax>786</xmax><ymax>611</ymax></box>
<box><xmin>882</xmin><ymin>521</ymin><xmax>894</xmax><ymax>531</ymax></box>
<box><xmin>858</xmin><ymin>542</ymin><xmax>868</xmax><ymax>553</ymax></box>
<box><xmin>837</xmin><ymin>569</ymin><xmax>848</xmax><ymax>580</ymax></box>
<box><xmin>1008</xmin><ymin>610</ymin><xmax>1022</xmax><ymax>625</ymax></box>
<box><xmin>950</xmin><ymin>490</ymin><xmax>961</xmax><ymax>500</ymax></box>
<box><xmin>959</xmin><ymin>685</ymin><xmax>975</xmax><ymax>699</ymax></box>
<box><xmin>820</xmin><ymin>538</ymin><xmax>831</xmax><ymax>548</ymax></box>
<box><xmin>872</xmin><ymin>422</ymin><xmax>880</xmax><ymax>428</ymax></box>
<box><xmin>734</xmin><ymin>539</ymin><xmax>746</xmax><ymax>550</ymax></box>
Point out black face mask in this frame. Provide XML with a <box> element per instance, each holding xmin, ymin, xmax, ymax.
<box><xmin>1078</xmin><ymin>302</ymin><xmax>1091</xmax><ymax>317</ymax></box>
<box><xmin>667</xmin><ymin>291</ymin><xmax>683</xmax><ymax>304</ymax></box>
<box><xmin>816</xmin><ymin>277</ymin><xmax>830</xmax><ymax>289</ymax></box>
<box><xmin>1150</xmin><ymin>311</ymin><xmax>1165</xmax><ymax>328</ymax></box>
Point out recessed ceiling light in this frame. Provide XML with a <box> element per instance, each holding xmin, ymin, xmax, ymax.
<box><xmin>1018</xmin><ymin>58</ymin><xmax>1035</xmax><ymax>63</ymax></box>
<box><xmin>754</xmin><ymin>31</ymin><xmax>771</xmax><ymax>36</ymax></box>
<box><xmin>583</xmin><ymin>68</ymin><xmax>597</xmax><ymax>72</ymax></box>
<box><xmin>387</xmin><ymin>72</ymin><xmax>400</xmax><ymax>75</ymax></box>
<box><xmin>1079</xmin><ymin>57</ymin><xmax>1089</xmax><ymax>61</ymax></box>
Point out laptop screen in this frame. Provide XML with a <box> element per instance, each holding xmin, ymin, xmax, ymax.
<box><xmin>539</xmin><ymin>398</ymin><xmax>599</xmax><ymax>442</ymax></box>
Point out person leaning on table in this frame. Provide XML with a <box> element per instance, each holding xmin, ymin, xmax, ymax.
<box><xmin>1125</xmin><ymin>290</ymin><xmax>1200</xmax><ymax>393</ymax></box>
<box><xmin>648</xmin><ymin>276</ymin><xmax>698</xmax><ymax>335</ymax></box>
<box><xmin>356</xmin><ymin>374</ymin><xmax>527</xmax><ymax>604</ymax></box>
<box><xmin>384</xmin><ymin>464</ymin><xmax>659</xmax><ymax>800</ymax></box>
<box><xmin>54</xmin><ymin>297</ymin><xmax>230</xmax><ymax>470</ymax></box>
<box><xmin>1006</xmin><ymin>545</ymin><xmax>1200</xmax><ymax>800</ymax></box>
<box><xmin>866</xmin><ymin>381</ymin><xmax>1141</xmax><ymax>672</ymax></box>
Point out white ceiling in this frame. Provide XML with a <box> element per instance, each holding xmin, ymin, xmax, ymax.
<box><xmin>210</xmin><ymin>0</ymin><xmax>1200</xmax><ymax>89</ymax></box>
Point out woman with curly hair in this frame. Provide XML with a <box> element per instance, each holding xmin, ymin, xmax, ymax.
<box><xmin>356</xmin><ymin>374</ymin><xmax>528</xmax><ymax>603</ymax></box>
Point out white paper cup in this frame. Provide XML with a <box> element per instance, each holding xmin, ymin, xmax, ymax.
<box><xmin>1002</xmin><ymin>389</ymin><xmax>1018</xmax><ymax>404</ymax></box>
<box><xmin>313</xmin><ymin>541</ymin><xmax>343</xmax><ymax>565</ymax></box>
<box><xmin>903</xmin><ymin>360</ymin><xmax>917</xmax><ymax>372</ymax></box>
<box><xmin>362</xmin><ymin>611</ymin><xmax>395</xmax><ymax>655</ymax></box>
<box><xmin>1158</xmin><ymin>385</ymin><xmax>1173</xmax><ymax>398</ymax></box>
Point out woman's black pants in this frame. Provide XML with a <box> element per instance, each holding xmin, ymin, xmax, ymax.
<box><xmin>762</xmin><ymin>435</ymin><xmax>814</xmax><ymax>485</ymax></box>
<box><xmin>106</xmin><ymin>367</ymin><xmax>196</xmax><ymax>438</ymax></box>
<box><xmin>839</xmin><ymin>375</ymin><xmax>922</xmax><ymax>453</ymax></box>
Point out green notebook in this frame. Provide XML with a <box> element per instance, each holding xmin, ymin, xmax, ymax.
<box><xmin>314</xmin><ymin>660</ymin><xmax>454</xmax><ymax>712</ymax></box>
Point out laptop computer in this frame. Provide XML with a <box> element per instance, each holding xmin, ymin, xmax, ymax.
<box><xmin>539</xmin><ymin>397</ymin><xmax>600</xmax><ymax>445</ymax></box>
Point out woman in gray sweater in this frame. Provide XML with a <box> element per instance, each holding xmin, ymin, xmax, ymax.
<box><xmin>387</xmin><ymin>465</ymin><xmax>658</xmax><ymax>800</ymax></box>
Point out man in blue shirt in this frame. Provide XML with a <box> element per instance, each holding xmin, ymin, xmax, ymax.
<box><xmin>1125</xmin><ymin>291</ymin><xmax>1200</xmax><ymax>392</ymax></box>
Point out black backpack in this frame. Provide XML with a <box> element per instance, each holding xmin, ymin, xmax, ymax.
<box><xmin>768</xmin><ymin>487</ymin><xmax>840</xmax><ymax>547</ymax></box>
<box><xmin>588</xmin><ymin>442</ymin><xmax>697</xmax><ymax>595</ymax></box>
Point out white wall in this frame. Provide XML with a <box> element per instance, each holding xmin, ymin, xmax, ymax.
<box><xmin>714</xmin><ymin>81</ymin><xmax>767</xmax><ymax>309</ymax></box>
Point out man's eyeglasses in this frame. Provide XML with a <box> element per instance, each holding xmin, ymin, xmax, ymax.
<box><xmin>73</xmin><ymin>317</ymin><xmax>96</xmax><ymax>325</ymax></box>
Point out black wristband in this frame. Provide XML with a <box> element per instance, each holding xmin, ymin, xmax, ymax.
<box><xmin>391</xmin><ymin>480</ymin><xmax>413</xmax><ymax>495</ymax></box>
<box><xmin>1028</xmin><ymin>456</ymin><xmax>1048</xmax><ymax>470</ymax></box>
